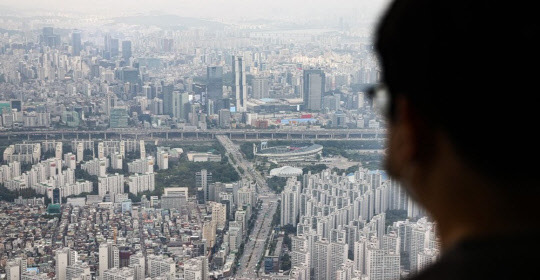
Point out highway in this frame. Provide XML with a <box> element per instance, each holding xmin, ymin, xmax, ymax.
<box><xmin>0</xmin><ymin>128</ymin><xmax>386</xmax><ymax>142</ymax></box>
<box><xmin>216</xmin><ymin>135</ymin><xmax>280</xmax><ymax>279</ymax></box>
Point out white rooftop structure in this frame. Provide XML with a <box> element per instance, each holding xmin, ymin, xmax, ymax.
<box><xmin>270</xmin><ymin>166</ymin><xmax>303</xmax><ymax>177</ymax></box>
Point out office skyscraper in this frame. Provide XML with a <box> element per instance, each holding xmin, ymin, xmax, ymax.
<box><xmin>103</xmin><ymin>34</ymin><xmax>112</xmax><ymax>59</ymax></box>
<box><xmin>110</xmin><ymin>38</ymin><xmax>119</xmax><ymax>57</ymax></box>
<box><xmin>122</xmin><ymin>40</ymin><xmax>132</xmax><ymax>61</ymax></box>
<box><xmin>252</xmin><ymin>77</ymin><xmax>270</xmax><ymax>99</ymax></box>
<box><xmin>218</xmin><ymin>109</ymin><xmax>231</xmax><ymax>128</ymax></box>
<box><xmin>171</xmin><ymin>91</ymin><xmax>189</xmax><ymax>121</ymax></box>
<box><xmin>207</xmin><ymin>66</ymin><xmax>223</xmax><ymax>100</ymax></box>
<box><xmin>104</xmin><ymin>34</ymin><xmax>111</xmax><ymax>52</ymax></box>
<box><xmin>41</xmin><ymin>27</ymin><xmax>60</xmax><ymax>47</ymax></box>
<box><xmin>71</xmin><ymin>30</ymin><xmax>82</xmax><ymax>56</ymax></box>
<box><xmin>232</xmin><ymin>56</ymin><xmax>247</xmax><ymax>112</ymax></box>
<box><xmin>303</xmin><ymin>69</ymin><xmax>325</xmax><ymax>111</ymax></box>
<box><xmin>162</xmin><ymin>84</ymin><xmax>174</xmax><ymax>116</ymax></box>
<box><xmin>196</xmin><ymin>169</ymin><xmax>213</xmax><ymax>202</ymax></box>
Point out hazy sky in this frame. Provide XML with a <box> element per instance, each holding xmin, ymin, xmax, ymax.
<box><xmin>1</xmin><ymin>0</ymin><xmax>391</xmax><ymax>21</ymax></box>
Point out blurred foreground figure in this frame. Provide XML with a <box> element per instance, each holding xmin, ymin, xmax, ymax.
<box><xmin>375</xmin><ymin>0</ymin><xmax>539</xmax><ymax>279</ymax></box>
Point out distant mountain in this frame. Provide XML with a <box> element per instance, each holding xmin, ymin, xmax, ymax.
<box><xmin>114</xmin><ymin>15</ymin><xmax>226</xmax><ymax>30</ymax></box>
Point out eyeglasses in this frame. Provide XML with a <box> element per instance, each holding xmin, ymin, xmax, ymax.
<box><xmin>368</xmin><ymin>84</ymin><xmax>390</xmax><ymax>117</ymax></box>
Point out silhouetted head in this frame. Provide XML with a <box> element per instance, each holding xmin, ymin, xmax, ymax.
<box><xmin>375</xmin><ymin>0</ymin><xmax>540</xmax><ymax>247</ymax></box>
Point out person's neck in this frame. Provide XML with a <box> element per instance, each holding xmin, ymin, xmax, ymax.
<box><xmin>418</xmin><ymin>157</ymin><xmax>538</xmax><ymax>251</ymax></box>
<box><xmin>432</xmin><ymin>192</ymin><xmax>540</xmax><ymax>251</ymax></box>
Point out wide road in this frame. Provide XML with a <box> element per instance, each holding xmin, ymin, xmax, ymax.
<box><xmin>216</xmin><ymin>135</ymin><xmax>280</xmax><ymax>279</ymax></box>
<box><xmin>0</xmin><ymin>128</ymin><xmax>386</xmax><ymax>142</ymax></box>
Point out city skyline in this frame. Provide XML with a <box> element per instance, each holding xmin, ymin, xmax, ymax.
<box><xmin>0</xmin><ymin>0</ymin><xmax>422</xmax><ymax>279</ymax></box>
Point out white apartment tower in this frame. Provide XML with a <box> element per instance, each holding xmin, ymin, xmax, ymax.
<box><xmin>66</xmin><ymin>262</ymin><xmax>91</xmax><ymax>280</ymax></box>
<box><xmin>76</xmin><ymin>142</ymin><xmax>84</xmax><ymax>163</ymax></box>
<box><xmin>55</xmin><ymin>248</ymin><xmax>78</xmax><ymax>280</ymax></box>
<box><xmin>98</xmin><ymin>173</ymin><xmax>124</xmax><ymax>197</ymax></box>
<box><xmin>5</xmin><ymin>258</ymin><xmax>26</xmax><ymax>280</ymax></box>
<box><xmin>157</xmin><ymin>151</ymin><xmax>168</xmax><ymax>170</ymax></box>
<box><xmin>183</xmin><ymin>256</ymin><xmax>208</xmax><ymax>280</ymax></box>
<box><xmin>64</xmin><ymin>153</ymin><xmax>77</xmax><ymax>170</ymax></box>
<box><xmin>55</xmin><ymin>142</ymin><xmax>63</xmax><ymax>160</ymax></box>
<box><xmin>281</xmin><ymin>178</ymin><xmax>301</xmax><ymax>226</ymax></box>
<box><xmin>99</xmin><ymin>242</ymin><xmax>120</xmax><ymax>277</ymax></box>
<box><xmin>139</xmin><ymin>140</ymin><xmax>145</xmax><ymax>159</ymax></box>
<box><xmin>147</xmin><ymin>255</ymin><xmax>175</xmax><ymax>278</ymax></box>
<box><xmin>129</xmin><ymin>252</ymin><xmax>145</xmax><ymax>280</ymax></box>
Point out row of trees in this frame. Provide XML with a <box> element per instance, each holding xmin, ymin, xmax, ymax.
<box><xmin>0</xmin><ymin>184</ymin><xmax>43</xmax><ymax>202</ymax></box>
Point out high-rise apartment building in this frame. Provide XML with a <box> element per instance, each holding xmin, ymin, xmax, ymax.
<box><xmin>365</xmin><ymin>245</ymin><xmax>400</xmax><ymax>280</ymax></box>
<box><xmin>129</xmin><ymin>253</ymin><xmax>145</xmax><ymax>280</ymax></box>
<box><xmin>157</xmin><ymin>151</ymin><xmax>168</xmax><ymax>170</ymax></box>
<box><xmin>66</xmin><ymin>262</ymin><xmax>91</xmax><ymax>280</ymax></box>
<box><xmin>127</xmin><ymin>173</ymin><xmax>155</xmax><ymax>195</ymax></box>
<box><xmin>183</xmin><ymin>256</ymin><xmax>208</xmax><ymax>280</ymax></box>
<box><xmin>56</xmin><ymin>248</ymin><xmax>78</xmax><ymax>280</ymax></box>
<box><xmin>281</xmin><ymin>177</ymin><xmax>301</xmax><ymax>226</ymax></box>
<box><xmin>99</xmin><ymin>242</ymin><xmax>120</xmax><ymax>277</ymax></box>
<box><xmin>147</xmin><ymin>255</ymin><xmax>175</xmax><ymax>278</ymax></box>
<box><xmin>313</xmin><ymin>239</ymin><xmax>330</xmax><ymax>280</ymax></box>
<box><xmin>98</xmin><ymin>173</ymin><xmax>124</xmax><ymax>197</ymax></box>
<box><xmin>102</xmin><ymin>267</ymin><xmax>134</xmax><ymax>280</ymax></box>
<box><xmin>5</xmin><ymin>258</ymin><xmax>26</xmax><ymax>280</ymax></box>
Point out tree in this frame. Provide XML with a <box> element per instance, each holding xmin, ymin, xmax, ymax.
<box><xmin>282</xmin><ymin>224</ymin><xmax>297</xmax><ymax>235</ymax></box>
<box><xmin>283</xmin><ymin>234</ymin><xmax>292</xmax><ymax>250</ymax></box>
<box><xmin>240</xmin><ymin>142</ymin><xmax>255</xmax><ymax>160</ymax></box>
<box><xmin>302</xmin><ymin>164</ymin><xmax>328</xmax><ymax>174</ymax></box>
<box><xmin>83</xmin><ymin>149</ymin><xmax>94</xmax><ymax>161</ymax></box>
<box><xmin>385</xmin><ymin>209</ymin><xmax>408</xmax><ymax>228</ymax></box>
<box><xmin>280</xmin><ymin>253</ymin><xmax>291</xmax><ymax>271</ymax></box>
<box><xmin>0</xmin><ymin>184</ymin><xmax>43</xmax><ymax>202</ymax></box>
<box><xmin>267</xmin><ymin>177</ymin><xmax>287</xmax><ymax>193</ymax></box>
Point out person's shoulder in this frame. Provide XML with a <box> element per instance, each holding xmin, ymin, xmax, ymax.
<box><xmin>411</xmin><ymin>235</ymin><xmax>539</xmax><ymax>280</ymax></box>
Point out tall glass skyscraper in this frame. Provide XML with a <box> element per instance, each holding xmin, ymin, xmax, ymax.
<box><xmin>71</xmin><ymin>30</ymin><xmax>82</xmax><ymax>56</ymax></box>
<box><xmin>122</xmin><ymin>40</ymin><xmax>132</xmax><ymax>61</ymax></box>
<box><xmin>303</xmin><ymin>69</ymin><xmax>325</xmax><ymax>111</ymax></box>
<box><xmin>232</xmin><ymin>56</ymin><xmax>247</xmax><ymax>112</ymax></box>
<box><xmin>206</xmin><ymin>66</ymin><xmax>223</xmax><ymax>101</ymax></box>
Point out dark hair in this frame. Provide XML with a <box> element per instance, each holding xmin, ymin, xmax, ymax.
<box><xmin>375</xmin><ymin>0</ymin><xmax>539</xmax><ymax>182</ymax></box>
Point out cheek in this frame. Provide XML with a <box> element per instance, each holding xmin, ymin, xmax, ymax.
<box><xmin>384</xmin><ymin>127</ymin><xmax>401</xmax><ymax>179</ymax></box>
